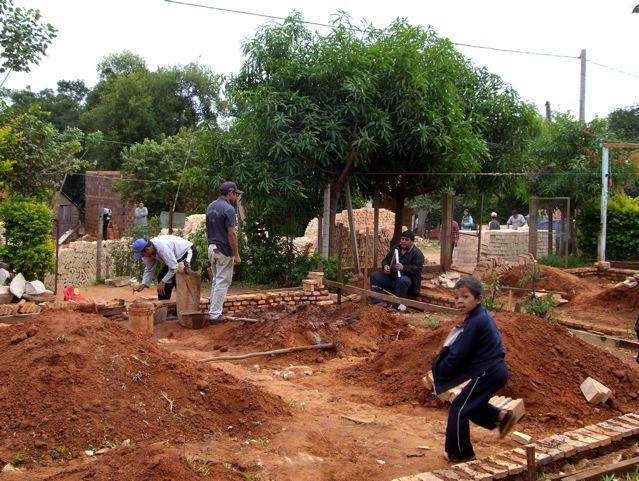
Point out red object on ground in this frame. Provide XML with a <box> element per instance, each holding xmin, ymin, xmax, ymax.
<box><xmin>63</xmin><ymin>285</ymin><xmax>88</xmax><ymax>302</ymax></box>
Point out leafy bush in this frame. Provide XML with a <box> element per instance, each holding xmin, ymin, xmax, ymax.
<box><xmin>577</xmin><ymin>193</ymin><xmax>639</xmax><ymax>261</ymax></box>
<box><xmin>520</xmin><ymin>294</ymin><xmax>557</xmax><ymax>321</ymax></box>
<box><xmin>186</xmin><ymin>225</ymin><xmax>209</xmax><ymax>275</ymax></box>
<box><xmin>109</xmin><ymin>240</ymin><xmax>144</xmax><ymax>279</ymax></box>
<box><xmin>482</xmin><ymin>275</ymin><xmax>506</xmax><ymax>312</ymax></box>
<box><xmin>537</xmin><ymin>254</ymin><xmax>592</xmax><ymax>268</ymax></box>
<box><xmin>0</xmin><ymin>198</ymin><xmax>55</xmax><ymax>279</ymax></box>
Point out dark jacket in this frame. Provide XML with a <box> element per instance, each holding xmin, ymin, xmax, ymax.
<box><xmin>380</xmin><ymin>243</ymin><xmax>425</xmax><ymax>294</ymax></box>
<box><xmin>432</xmin><ymin>304</ymin><xmax>506</xmax><ymax>394</ymax></box>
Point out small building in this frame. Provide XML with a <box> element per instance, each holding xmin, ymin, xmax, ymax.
<box><xmin>53</xmin><ymin>192</ymin><xmax>81</xmax><ymax>237</ymax></box>
<box><xmin>84</xmin><ymin>171</ymin><xmax>135</xmax><ymax>239</ymax></box>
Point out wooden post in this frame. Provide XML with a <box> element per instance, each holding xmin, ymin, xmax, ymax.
<box><xmin>373</xmin><ymin>196</ymin><xmax>379</xmax><ymax>268</ymax></box>
<box><xmin>168</xmin><ymin>200</ymin><xmax>174</xmax><ymax>235</ymax></box>
<box><xmin>345</xmin><ymin>182</ymin><xmax>361</xmax><ymax>275</ymax></box>
<box><xmin>54</xmin><ymin>219</ymin><xmax>59</xmax><ymax>295</ymax></box>
<box><xmin>565</xmin><ymin>197</ymin><xmax>571</xmax><ymax>267</ymax></box>
<box><xmin>526</xmin><ymin>444</ymin><xmax>536</xmax><ymax>481</ymax></box>
<box><xmin>548</xmin><ymin>207</ymin><xmax>554</xmax><ymax>256</ymax></box>
<box><xmin>364</xmin><ymin>227</ymin><xmax>370</xmax><ymax>286</ymax></box>
<box><xmin>96</xmin><ymin>202</ymin><xmax>103</xmax><ymax>282</ymax></box>
<box><xmin>317</xmin><ymin>215</ymin><xmax>322</xmax><ymax>259</ymax></box>
<box><xmin>440</xmin><ymin>193</ymin><xmax>453</xmax><ymax>271</ymax></box>
<box><xmin>336</xmin><ymin>223</ymin><xmax>343</xmax><ymax>304</ymax></box>
<box><xmin>476</xmin><ymin>194</ymin><xmax>484</xmax><ymax>262</ymax></box>
<box><xmin>528</xmin><ymin>197</ymin><xmax>539</xmax><ymax>258</ymax></box>
<box><xmin>321</xmin><ymin>185</ymin><xmax>331</xmax><ymax>258</ymax></box>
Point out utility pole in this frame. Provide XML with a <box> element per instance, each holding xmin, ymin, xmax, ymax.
<box><xmin>579</xmin><ymin>49</ymin><xmax>586</xmax><ymax>121</ymax></box>
<box><xmin>545</xmin><ymin>101</ymin><xmax>551</xmax><ymax>122</ymax></box>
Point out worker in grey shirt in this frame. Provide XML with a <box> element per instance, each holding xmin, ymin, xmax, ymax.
<box><xmin>206</xmin><ymin>181</ymin><xmax>242</xmax><ymax>322</ymax></box>
<box><xmin>134</xmin><ymin>202</ymin><xmax>148</xmax><ymax>225</ymax></box>
<box><xmin>132</xmin><ymin>235</ymin><xmax>198</xmax><ymax>300</ymax></box>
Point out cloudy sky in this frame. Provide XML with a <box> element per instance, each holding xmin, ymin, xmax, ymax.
<box><xmin>5</xmin><ymin>0</ymin><xmax>639</xmax><ymax>121</ymax></box>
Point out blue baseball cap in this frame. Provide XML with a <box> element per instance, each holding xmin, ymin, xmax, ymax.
<box><xmin>133</xmin><ymin>238</ymin><xmax>149</xmax><ymax>260</ymax></box>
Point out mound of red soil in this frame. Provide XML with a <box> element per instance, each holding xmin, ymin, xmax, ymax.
<box><xmin>341</xmin><ymin>311</ymin><xmax>639</xmax><ymax>436</ymax></box>
<box><xmin>498</xmin><ymin>265</ymin><xmax>597</xmax><ymax>299</ymax></box>
<box><xmin>589</xmin><ymin>284</ymin><xmax>639</xmax><ymax>310</ymax></box>
<box><xmin>0</xmin><ymin>310</ymin><xmax>288</xmax><ymax>463</ymax></box>
<box><xmin>165</xmin><ymin>303</ymin><xmax>415</xmax><ymax>362</ymax></box>
<box><xmin>44</xmin><ymin>446</ymin><xmax>247</xmax><ymax>481</ymax></box>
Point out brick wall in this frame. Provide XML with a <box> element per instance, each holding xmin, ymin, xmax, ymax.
<box><xmin>453</xmin><ymin>229</ymin><xmax>550</xmax><ymax>265</ymax></box>
<box><xmin>85</xmin><ymin>171</ymin><xmax>135</xmax><ymax>239</ymax></box>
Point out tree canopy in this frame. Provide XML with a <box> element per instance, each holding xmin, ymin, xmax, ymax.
<box><xmin>608</xmin><ymin>104</ymin><xmax>639</xmax><ymax>142</ymax></box>
<box><xmin>0</xmin><ymin>0</ymin><xmax>56</xmax><ymax>86</ymax></box>
<box><xmin>231</xmin><ymin>13</ymin><xmax>542</xmax><ymax>245</ymax></box>
<box><xmin>80</xmin><ymin>51</ymin><xmax>225</xmax><ymax>169</ymax></box>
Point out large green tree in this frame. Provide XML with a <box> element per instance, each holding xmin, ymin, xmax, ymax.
<box><xmin>0</xmin><ymin>0</ymin><xmax>56</xmax><ymax>86</ymax></box>
<box><xmin>232</xmin><ymin>14</ymin><xmax>541</xmax><ymax>246</ymax></box>
<box><xmin>8</xmin><ymin>79</ymin><xmax>88</xmax><ymax>130</ymax></box>
<box><xmin>608</xmin><ymin>104</ymin><xmax>639</xmax><ymax>142</ymax></box>
<box><xmin>81</xmin><ymin>51</ymin><xmax>224</xmax><ymax>169</ymax></box>
<box><xmin>116</xmin><ymin>128</ymin><xmax>212</xmax><ymax>214</ymax></box>
<box><xmin>0</xmin><ymin>108</ymin><xmax>87</xmax><ymax>199</ymax></box>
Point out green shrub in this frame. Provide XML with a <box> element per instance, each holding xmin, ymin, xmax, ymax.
<box><xmin>0</xmin><ymin>199</ymin><xmax>55</xmax><ymax>279</ymax></box>
<box><xmin>577</xmin><ymin>193</ymin><xmax>639</xmax><ymax>261</ymax></box>
<box><xmin>537</xmin><ymin>254</ymin><xmax>592</xmax><ymax>268</ymax></box>
<box><xmin>520</xmin><ymin>294</ymin><xmax>557</xmax><ymax>321</ymax></box>
<box><xmin>109</xmin><ymin>240</ymin><xmax>144</xmax><ymax>279</ymax></box>
<box><xmin>482</xmin><ymin>275</ymin><xmax>506</xmax><ymax>312</ymax></box>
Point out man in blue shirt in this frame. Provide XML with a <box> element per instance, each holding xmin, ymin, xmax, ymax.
<box><xmin>206</xmin><ymin>181</ymin><xmax>243</xmax><ymax>322</ymax></box>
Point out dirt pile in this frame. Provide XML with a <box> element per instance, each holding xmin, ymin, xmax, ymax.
<box><xmin>0</xmin><ymin>310</ymin><xmax>288</xmax><ymax>463</ymax></box>
<box><xmin>498</xmin><ymin>264</ymin><xmax>597</xmax><ymax>299</ymax></box>
<box><xmin>589</xmin><ymin>283</ymin><xmax>639</xmax><ymax>310</ymax></box>
<box><xmin>341</xmin><ymin>311</ymin><xmax>639</xmax><ymax>436</ymax></box>
<box><xmin>166</xmin><ymin>303</ymin><xmax>415</xmax><ymax>362</ymax></box>
<box><xmin>43</xmin><ymin>446</ymin><xmax>247</xmax><ymax>481</ymax></box>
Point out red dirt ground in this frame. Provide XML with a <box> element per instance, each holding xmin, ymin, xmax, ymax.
<box><xmin>3</xmin><ymin>268</ymin><xmax>639</xmax><ymax>480</ymax></box>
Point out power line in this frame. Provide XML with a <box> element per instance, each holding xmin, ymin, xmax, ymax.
<box><xmin>163</xmin><ymin>0</ymin><xmax>334</xmax><ymax>29</ymax></box>
<box><xmin>587</xmin><ymin>60</ymin><xmax>639</xmax><ymax>79</ymax></box>
<box><xmin>454</xmin><ymin>42</ymin><xmax>577</xmax><ymax>60</ymax></box>
<box><xmin>164</xmin><ymin>0</ymin><xmax>638</xmax><ymax>79</ymax></box>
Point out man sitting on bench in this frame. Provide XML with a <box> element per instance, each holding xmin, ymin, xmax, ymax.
<box><xmin>370</xmin><ymin>230</ymin><xmax>425</xmax><ymax>311</ymax></box>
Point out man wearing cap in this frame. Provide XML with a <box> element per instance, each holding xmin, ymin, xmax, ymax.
<box><xmin>206</xmin><ymin>181</ymin><xmax>243</xmax><ymax>322</ymax></box>
<box><xmin>369</xmin><ymin>230</ymin><xmax>424</xmax><ymax>311</ymax></box>
<box><xmin>132</xmin><ymin>235</ymin><xmax>198</xmax><ymax>300</ymax></box>
<box><xmin>489</xmin><ymin>212</ymin><xmax>501</xmax><ymax>230</ymax></box>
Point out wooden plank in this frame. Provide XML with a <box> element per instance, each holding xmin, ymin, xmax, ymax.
<box><xmin>324</xmin><ymin>279</ymin><xmax>458</xmax><ymax>314</ymax></box>
<box><xmin>0</xmin><ymin>313</ymin><xmax>38</xmax><ymax>324</ymax></box>
<box><xmin>553</xmin><ymin>456</ymin><xmax>639</xmax><ymax>481</ymax></box>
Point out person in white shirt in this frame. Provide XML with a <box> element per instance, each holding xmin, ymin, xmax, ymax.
<box><xmin>132</xmin><ymin>235</ymin><xmax>198</xmax><ymax>300</ymax></box>
<box><xmin>506</xmin><ymin>210</ymin><xmax>527</xmax><ymax>230</ymax></box>
<box><xmin>102</xmin><ymin>207</ymin><xmax>112</xmax><ymax>240</ymax></box>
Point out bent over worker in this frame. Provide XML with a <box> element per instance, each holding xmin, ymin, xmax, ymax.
<box><xmin>369</xmin><ymin>230</ymin><xmax>424</xmax><ymax>311</ymax></box>
<box><xmin>132</xmin><ymin>234</ymin><xmax>198</xmax><ymax>300</ymax></box>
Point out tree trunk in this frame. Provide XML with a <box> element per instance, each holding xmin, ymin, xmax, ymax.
<box><xmin>327</xmin><ymin>156</ymin><xmax>355</xmax><ymax>257</ymax></box>
<box><xmin>392</xmin><ymin>194</ymin><xmax>406</xmax><ymax>245</ymax></box>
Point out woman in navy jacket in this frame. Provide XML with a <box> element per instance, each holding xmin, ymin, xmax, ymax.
<box><xmin>432</xmin><ymin>276</ymin><xmax>516</xmax><ymax>462</ymax></box>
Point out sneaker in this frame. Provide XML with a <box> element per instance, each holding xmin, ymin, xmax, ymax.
<box><xmin>498</xmin><ymin>411</ymin><xmax>516</xmax><ymax>439</ymax></box>
<box><xmin>209</xmin><ymin>315</ymin><xmax>222</xmax><ymax>324</ymax></box>
<box><xmin>443</xmin><ymin>453</ymin><xmax>476</xmax><ymax>464</ymax></box>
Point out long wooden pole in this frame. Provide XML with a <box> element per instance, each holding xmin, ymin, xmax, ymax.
<box><xmin>96</xmin><ymin>202</ymin><xmax>103</xmax><ymax>282</ymax></box>
<box><xmin>199</xmin><ymin>343</ymin><xmax>336</xmax><ymax>362</ymax></box>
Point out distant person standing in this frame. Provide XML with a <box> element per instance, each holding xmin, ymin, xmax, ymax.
<box><xmin>438</xmin><ymin>220</ymin><xmax>460</xmax><ymax>257</ymax></box>
<box><xmin>461</xmin><ymin>209</ymin><xmax>474</xmax><ymax>230</ymax></box>
<box><xmin>206</xmin><ymin>181</ymin><xmax>243</xmax><ymax>323</ymax></box>
<box><xmin>102</xmin><ymin>207</ymin><xmax>112</xmax><ymax>240</ymax></box>
<box><xmin>134</xmin><ymin>202</ymin><xmax>148</xmax><ymax>225</ymax></box>
<box><xmin>488</xmin><ymin>212</ymin><xmax>500</xmax><ymax>230</ymax></box>
<box><xmin>506</xmin><ymin>210</ymin><xmax>527</xmax><ymax>230</ymax></box>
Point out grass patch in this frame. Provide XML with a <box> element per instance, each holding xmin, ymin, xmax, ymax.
<box><xmin>537</xmin><ymin>254</ymin><xmax>593</xmax><ymax>268</ymax></box>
